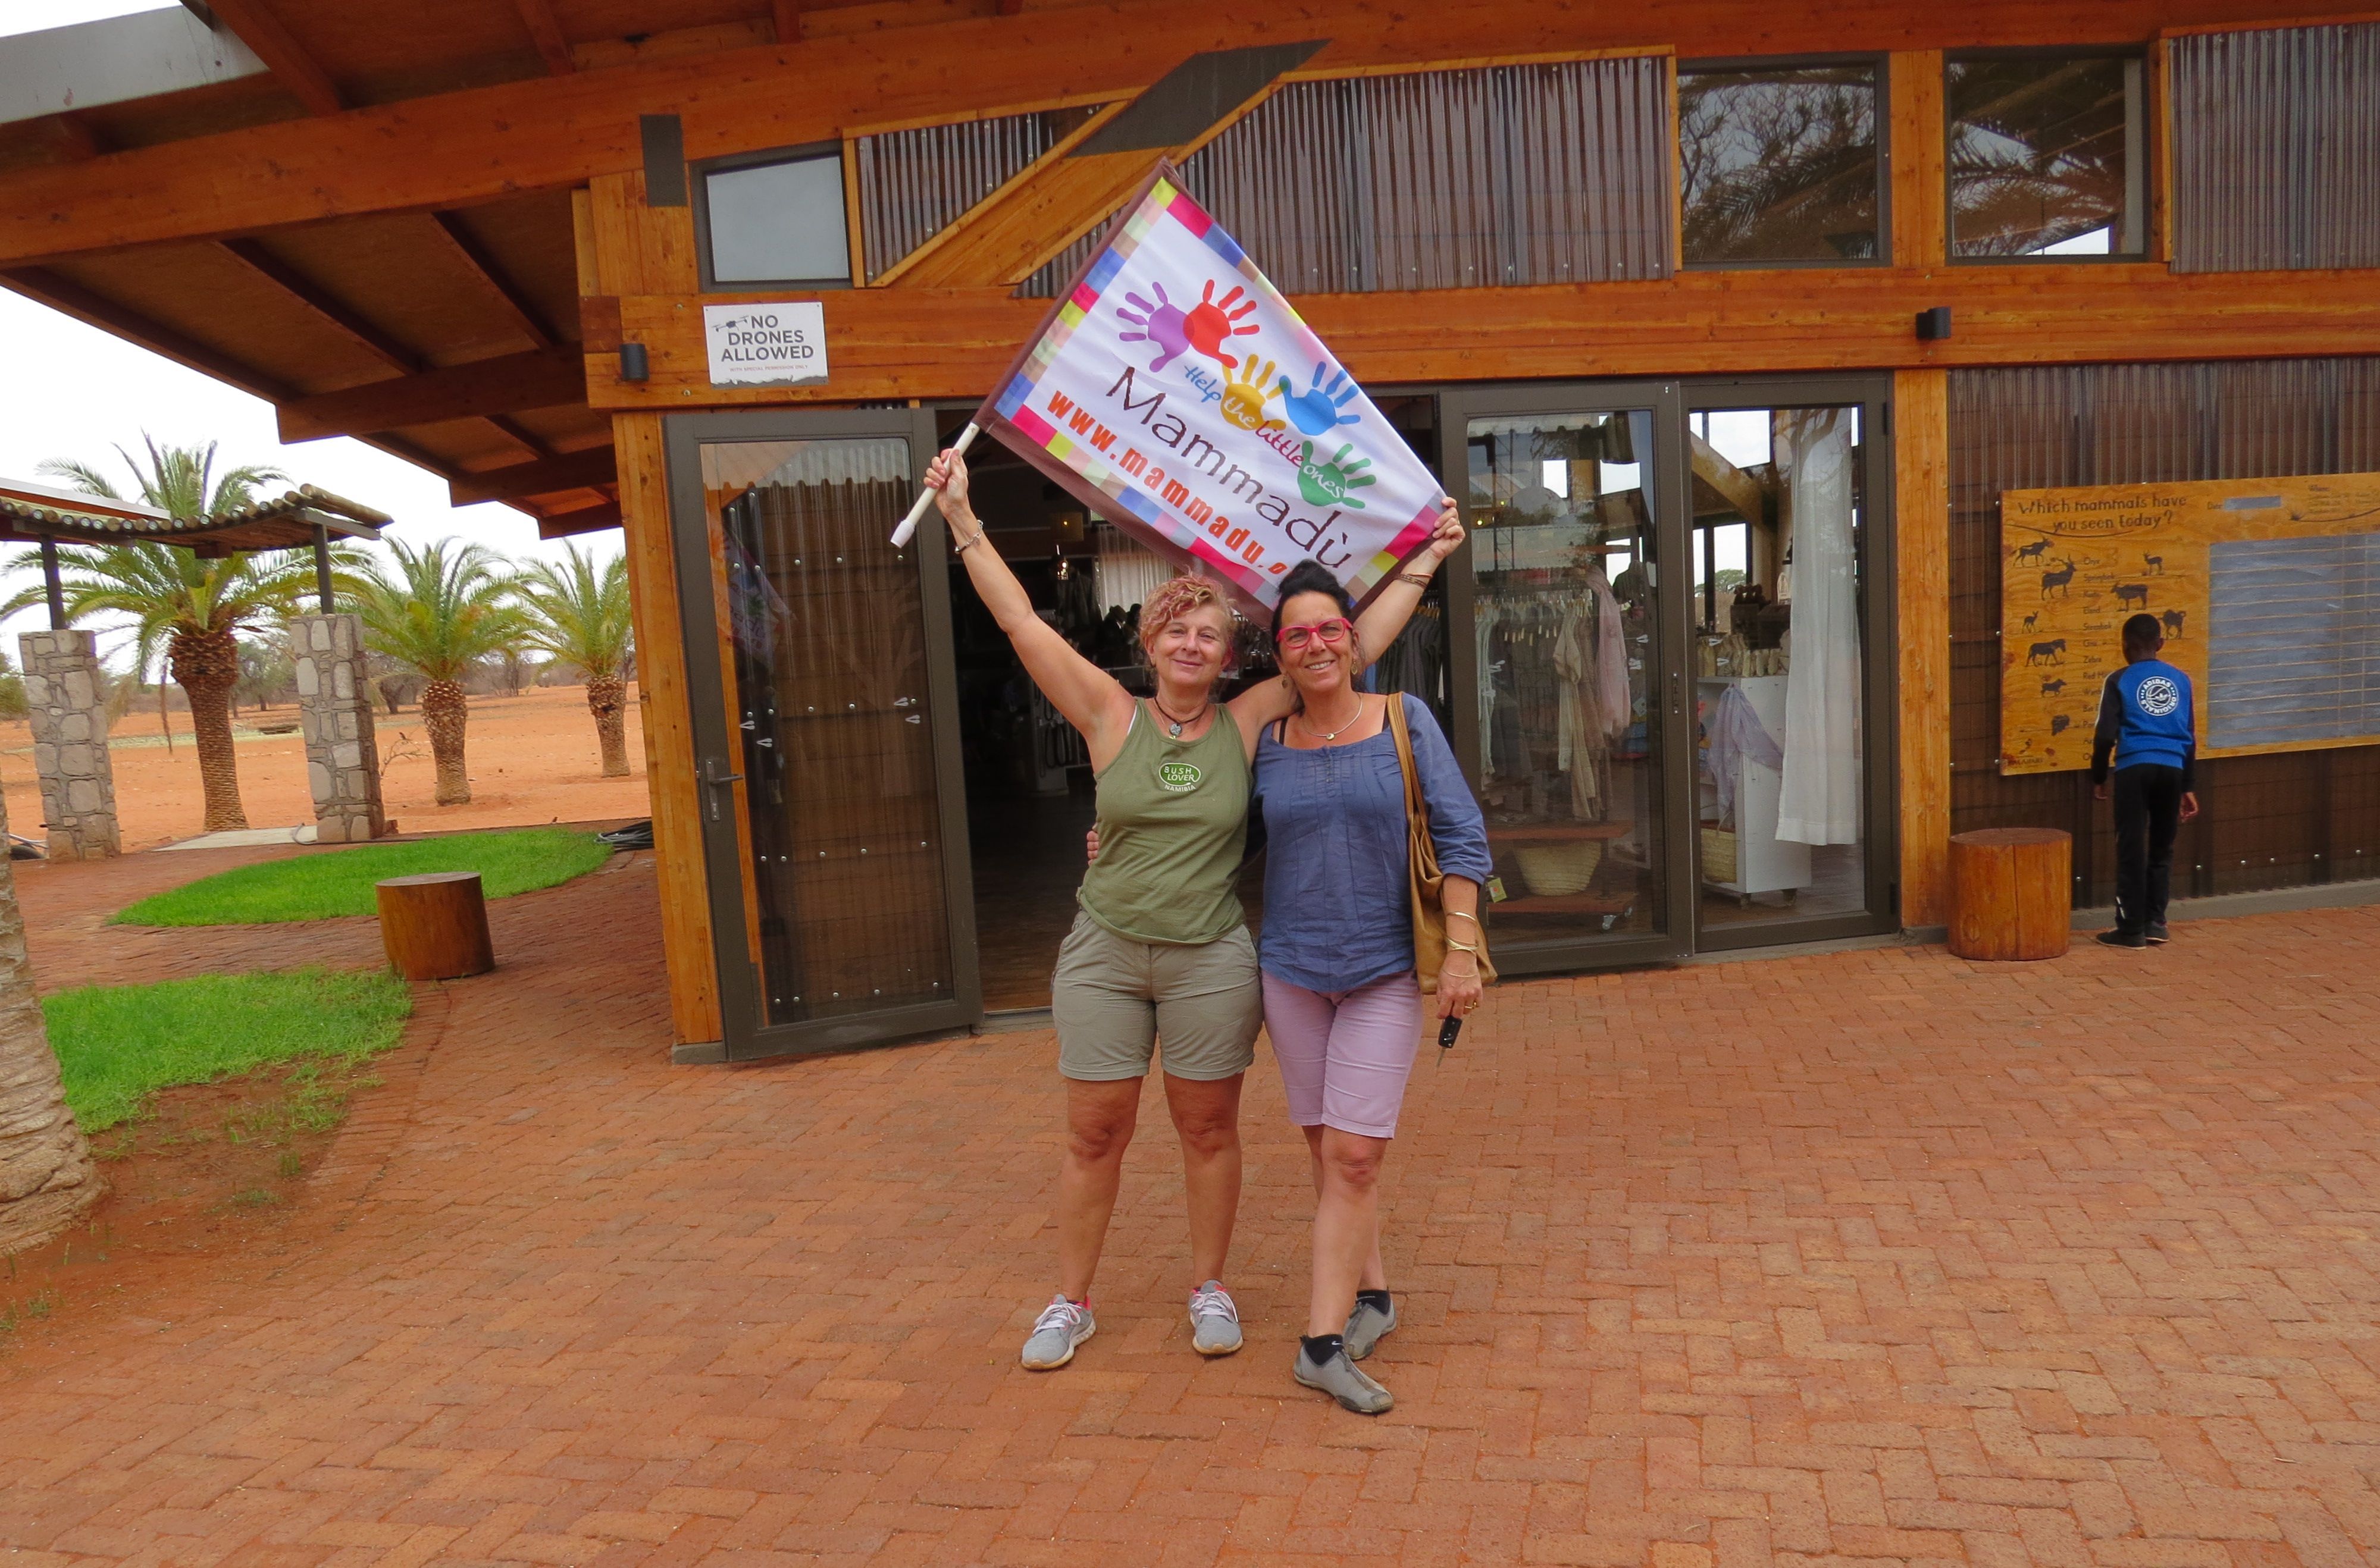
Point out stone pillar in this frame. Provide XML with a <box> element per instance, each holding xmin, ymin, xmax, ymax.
<box><xmin>292</xmin><ymin>613</ymin><xmax>384</xmax><ymax>844</ymax></box>
<box><xmin>17</xmin><ymin>629</ymin><xmax>120</xmax><ymax>860</ymax></box>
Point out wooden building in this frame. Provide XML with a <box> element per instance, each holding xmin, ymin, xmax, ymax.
<box><xmin>4</xmin><ymin>1</ymin><xmax>2375</xmax><ymax>1061</ymax></box>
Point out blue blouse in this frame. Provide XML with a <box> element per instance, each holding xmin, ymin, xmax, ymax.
<box><xmin>1252</xmin><ymin>692</ymin><xmax>1494</xmax><ymax>993</ymax></box>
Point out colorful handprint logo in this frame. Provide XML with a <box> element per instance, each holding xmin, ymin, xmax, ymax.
<box><xmin>1220</xmin><ymin>358</ymin><xmax>1285</xmax><ymax>433</ymax></box>
<box><xmin>1298</xmin><ymin>441</ymin><xmax>1375</xmax><ymax>510</ymax></box>
<box><xmin>1117</xmin><ymin>280</ymin><xmax>1260</xmax><ymax>372</ymax></box>
<box><xmin>1279</xmin><ymin>359</ymin><xmax>1362</xmax><ymax>437</ymax></box>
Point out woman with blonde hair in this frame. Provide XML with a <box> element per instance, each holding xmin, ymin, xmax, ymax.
<box><xmin>925</xmin><ymin>445</ymin><xmax>1461</xmax><ymax>1371</ymax></box>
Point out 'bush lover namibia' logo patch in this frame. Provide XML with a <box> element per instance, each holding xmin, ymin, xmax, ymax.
<box><xmin>1158</xmin><ymin>760</ymin><xmax>1204</xmax><ymax>794</ymax></box>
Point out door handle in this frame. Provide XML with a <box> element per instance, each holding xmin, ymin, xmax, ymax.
<box><xmin>702</xmin><ymin>757</ymin><xmax>743</xmax><ymax>820</ymax></box>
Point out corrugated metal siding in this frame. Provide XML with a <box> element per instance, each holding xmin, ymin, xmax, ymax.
<box><xmin>1948</xmin><ymin>359</ymin><xmax>2380</xmax><ymax>904</ymax></box>
<box><xmin>1019</xmin><ymin>57</ymin><xmax>1671</xmax><ymax>297</ymax></box>
<box><xmin>2171</xmin><ymin>23</ymin><xmax>2380</xmax><ymax>272</ymax></box>
<box><xmin>856</xmin><ymin>108</ymin><xmax>1101</xmax><ymax>283</ymax></box>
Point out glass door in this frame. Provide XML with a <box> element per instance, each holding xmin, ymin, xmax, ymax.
<box><xmin>1442</xmin><ymin>384</ymin><xmax>1695</xmax><ymax>974</ymax></box>
<box><xmin>1684</xmin><ymin>377</ymin><xmax>1896</xmax><ymax>949</ymax></box>
<box><xmin>666</xmin><ymin>408</ymin><xmax>980</xmax><ymax>1060</ymax></box>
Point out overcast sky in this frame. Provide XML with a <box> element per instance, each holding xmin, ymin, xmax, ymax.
<box><xmin>0</xmin><ymin>1</ymin><xmax>614</xmax><ymax>672</ymax></box>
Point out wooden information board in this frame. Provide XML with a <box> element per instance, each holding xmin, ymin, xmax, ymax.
<box><xmin>1999</xmin><ymin>471</ymin><xmax>2380</xmax><ymax>775</ymax></box>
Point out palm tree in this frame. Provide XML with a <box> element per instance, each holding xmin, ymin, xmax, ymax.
<box><xmin>352</xmin><ymin>540</ymin><xmax>521</xmax><ymax>805</ymax></box>
<box><xmin>0</xmin><ymin>780</ymin><xmax>99</xmax><ymax>1257</ymax></box>
<box><xmin>513</xmin><ymin>543</ymin><xmax>636</xmax><ymax>777</ymax></box>
<box><xmin>12</xmin><ymin>439</ymin><xmax>306</xmax><ymax>833</ymax></box>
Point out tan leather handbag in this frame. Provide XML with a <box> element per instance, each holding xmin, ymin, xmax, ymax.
<box><xmin>1385</xmin><ymin>697</ymin><xmax>1495</xmax><ymax>993</ymax></box>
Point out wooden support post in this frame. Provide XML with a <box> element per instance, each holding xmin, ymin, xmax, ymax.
<box><xmin>39</xmin><ymin>537</ymin><xmax>64</xmax><ymax>629</ymax></box>
<box><xmin>1889</xmin><ymin>50</ymin><xmax>1947</xmax><ymax>267</ymax></box>
<box><xmin>311</xmin><ymin>523</ymin><xmax>334</xmax><ymax>613</ymax></box>
<box><xmin>1895</xmin><ymin>368</ymin><xmax>1951</xmax><ymax>928</ymax></box>
<box><xmin>583</xmin><ymin>167</ymin><xmax>718</xmax><ymax>1051</ymax></box>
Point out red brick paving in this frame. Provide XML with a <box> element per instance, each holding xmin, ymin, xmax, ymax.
<box><xmin>7</xmin><ymin>845</ymin><xmax>2380</xmax><ymax>1566</ymax></box>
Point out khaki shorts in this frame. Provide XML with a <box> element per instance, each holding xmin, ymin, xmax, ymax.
<box><xmin>1051</xmin><ymin>911</ymin><xmax>1262</xmax><ymax>1083</ymax></box>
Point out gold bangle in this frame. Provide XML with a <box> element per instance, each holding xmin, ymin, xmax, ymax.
<box><xmin>1397</xmin><ymin>572</ymin><xmax>1433</xmax><ymax>588</ymax></box>
<box><xmin>1447</xmin><ymin>910</ymin><xmax>1480</xmax><ymax>925</ymax></box>
<box><xmin>1445</xmin><ymin>938</ymin><xmax>1479</xmax><ymax>955</ymax></box>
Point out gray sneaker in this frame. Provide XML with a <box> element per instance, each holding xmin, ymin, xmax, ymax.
<box><xmin>1344</xmin><ymin>1294</ymin><xmax>1397</xmax><ymax>1360</ymax></box>
<box><xmin>1020</xmin><ymin>1295</ymin><xmax>1094</xmax><ymax>1370</ymax></box>
<box><xmin>1294</xmin><ymin>1344</ymin><xmax>1393</xmax><ymax>1415</ymax></box>
<box><xmin>1188</xmin><ymin>1281</ymin><xmax>1243</xmax><ymax>1356</ymax></box>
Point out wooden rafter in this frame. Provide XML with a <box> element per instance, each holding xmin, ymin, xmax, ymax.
<box><xmin>275</xmin><ymin>346</ymin><xmax>585</xmax><ymax>443</ymax></box>
<box><xmin>486</xmin><ymin>414</ymin><xmax>559</xmax><ymax>461</ymax></box>
<box><xmin>219</xmin><ymin>238</ymin><xmax>417</xmax><ymax>372</ymax></box>
<box><xmin>424</xmin><ymin>212</ymin><xmax>560</xmax><ymax>349</ymax></box>
<box><xmin>769</xmin><ymin>0</ymin><xmax>802</xmax><ymax>44</ymax></box>
<box><xmin>2</xmin><ymin>266</ymin><xmax>290</xmax><ymax>403</ymax></box>
<box><xmin>200</xmin><ymin>0</ymin><xmax>343</xmax><ymax>116</ymax></box>
<box><xmin>36</xmin><ymin>116</ymin><xmax>104</xmax><ymax>162</ymax></box>
<box><xmin>512</xmin><ymin>0</ymin><xmax>576</xmax><ymax>76</ymax></box>
<box><xmin>449</xmin><ymin>447</ymin><xmax>617</xmax><ymax>506</ymax></box>
<box><xmin>1689</xmin><ymin>431</ymin><xmax>1771</xmax><ymax>523</ymax></box>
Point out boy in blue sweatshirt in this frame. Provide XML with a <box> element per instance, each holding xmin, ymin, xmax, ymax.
<box><xmin>2090</xmin><ymin>613</ymin><xmax>2200</xmax><ymax>949</ymax></box>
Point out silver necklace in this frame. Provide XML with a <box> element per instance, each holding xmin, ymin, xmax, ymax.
<box><xmin>1299</xmin><ymin>697</ymin><xmax>1365</xmax><ymax>743</ymax></box>
<box><xmin>1152</xmin><ymin>695</ymin><xmax>1207</xmax><ymax>739</ymax></box>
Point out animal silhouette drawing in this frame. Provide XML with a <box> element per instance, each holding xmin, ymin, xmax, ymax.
<box><xmin>2021</xmin><ymin>612</ymin><xmax>2038</xmax><ymax>631</ymax></box>
<box><xmin>2145</xmin><ymin>554</ymin><xmax>2165</xmax><ymax>574</ymax></box>
<box><xmin>2013</xmin><ymin>537</ymin><xmax>2051</xmax><ymax>564</ymax></box>
<box><xmin>2041</xmin><ymin>559</ymin><xmax>2078</xmax><ymax>597</ymax></box>
<box><xmin>2027</xmin><ymin>638</ymin><xmax>2068</xmax><ymax>664</ymax></box>
<box><xmin>2114</xmin><ymin>582</ymin><xmax>2150</xmax><ymax>609</ymax></box>
<box><xmin>2051</xmin><ymin>714</ymin><xmax>2072</xmax><ymax>737</ymax></box>
<box><xmin>2162</xmin><ymin>609</ymin><xmax>2187</xmax><ymax>638</ymax></box>
<box><xmin>2041</xmin><ymin>676</ymin><xmax>2066</xmax><ymax>696</ymax></box>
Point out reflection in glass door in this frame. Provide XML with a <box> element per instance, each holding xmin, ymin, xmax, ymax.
<box><xmin>1451</xmin><ymin>396</ymin><xmax>1687</xmax><ymax>970</ymax></box>
<box><xmin>1686</xmin><ymin>389</ymin><xmax>1890</xmax><ymax>947</ymax></box>
<box><xmin>668</xmin><ymin>411</ymin><xmax>978</xmax><ymax>1059</ymax></box>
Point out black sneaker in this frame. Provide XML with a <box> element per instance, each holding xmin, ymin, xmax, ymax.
<box><xmin>2145</xmin><ymin>923</ymin><xmax>2171</xmax><ymax>945</ymax></box>
<box><xmin>2096</xmin><ymin>928</ymin><xmax>2147</xmax><ymax>949</ymax></box>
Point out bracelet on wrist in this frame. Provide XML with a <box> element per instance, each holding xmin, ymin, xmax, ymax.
<box><xmin>1397</xmin><ymin>571</ymin><xmax>1433</xmax><ymax>588</ymax></box>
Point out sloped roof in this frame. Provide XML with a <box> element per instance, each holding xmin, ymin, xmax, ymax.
<box><xmin>0</xmin><ymin>485</ymin><xmax>390</xmax><ymax>553</ymax></box>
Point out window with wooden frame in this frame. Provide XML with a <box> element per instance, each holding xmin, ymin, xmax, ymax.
<box><xmin>694</xmin><ymin>142</ymin><xmax>852</xmax><ymax>292</ymax></box>
<box><xmin>1946</xmin><ymin>51</ymin><xmax>2147</xmax><ymax>261</ymax></box>
<box><xmin>1677</xmin><ymin>58</ymin><xmax>1886</xmax><ymax>267</ymax></box>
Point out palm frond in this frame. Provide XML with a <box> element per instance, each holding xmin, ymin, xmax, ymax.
<box><xmin>511</xmin><ymin>543</ymin><xmax>633</xmax><ymax>679</ymax></box>
<box><xmin>352</xmin><ymin>538</ymin><xmax>525</xmax><ymax>682</ymax></box>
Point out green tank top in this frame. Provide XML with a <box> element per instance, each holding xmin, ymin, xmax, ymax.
<box><xmin>1077</xmin><ymin>702</ymin><xmax>1250</xmax><ymax>945</ymax></box>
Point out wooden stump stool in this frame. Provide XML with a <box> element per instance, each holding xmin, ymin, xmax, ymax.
<box><xmin>1947</xmin><ymin>827</ymin><xmax>2071</xmax><ymax>961</ymax></box>
<box><xmin>376</xmin><ymin>871</ymin><xmax>494</xmax><ymax>980</ymax></box>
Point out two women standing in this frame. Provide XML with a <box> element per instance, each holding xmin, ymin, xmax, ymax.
<box><xmin>925</xmin><ymin>446</ymin><xmax>1488</xmax><ymax>1414</ymax></box>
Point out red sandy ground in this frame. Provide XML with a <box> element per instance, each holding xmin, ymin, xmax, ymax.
<box><xmin>0</xmin><ymin>681</ymin><xmax>653</xmax><ymax>846</ymax></box>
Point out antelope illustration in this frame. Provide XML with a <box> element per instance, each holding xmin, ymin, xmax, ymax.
<box><xmin>2022</xmin><ymin>613</ymin><xmax>2038</xmax><ymax>632</ymax></box>
<box><xmin>2144</xmin><ymin>553</ymin><xmax>2165</xmax><ymax>575</ymax></box>
<box><xmin>2114</xmin><ymin>582</ymin><xmax>2150</xmax><ymax>609</ymax></box>
<box><xmin>2041</xmin><ymin>559</ymin><xmax>2078</xmax><ymax>597</ymax></box>
<box><xmin>2162</xmin><ymin>609</ymin><xmax>2187</xmax><ymax>638</ymax></box>
<box><xmin>2013</xmin><ymin>537</ymin><xmax>2052</xmax><ymax>564</ymax></box>
<box><xmin>2027</xmin><ymin>638</ymin><xmax>2068</xmax><ymax>665</ymax></box>
<box><xmin>2041</xmin><ymin>676</ymin><xmax>2066</xmax><ymax>696</ymax></box>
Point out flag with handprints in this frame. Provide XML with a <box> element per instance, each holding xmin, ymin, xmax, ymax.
<box><xmin>971</xmin><ymin>163</ymin><xmax>1442</xmax><ymax>610</ymax></box>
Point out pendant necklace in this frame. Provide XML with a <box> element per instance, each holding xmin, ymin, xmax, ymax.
<box><xmin>1152</xmin><ymin>695</ymin><xmax>1207</xmax><ymax>739</ymax></box>
<box><xmin>1300</xmin><ymin>697</ymin><xmax>1366</xmax><ymax>744</ymax></box>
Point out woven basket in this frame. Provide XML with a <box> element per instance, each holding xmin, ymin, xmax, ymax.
<box><xmin>1514</xmin><ymin>842</ymin><xmax>1603</xmax><ymax>896</ymax></box>
<box><xmin>1701</xmin><ymin>828</ymin><xmax>1739</xmax><ymax>885</ymax></box>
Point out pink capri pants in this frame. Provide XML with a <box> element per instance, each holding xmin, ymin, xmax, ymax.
<box><xmin>1261</xmin><ymin>970</ymin><xmax>1427</xmax><ymax>1138</ymax></box>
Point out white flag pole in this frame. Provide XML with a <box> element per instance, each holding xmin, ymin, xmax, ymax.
<box><xmin>891</xmin><ymin>421</ymin><xmax>979</xmax><ymax>548</ymax></box>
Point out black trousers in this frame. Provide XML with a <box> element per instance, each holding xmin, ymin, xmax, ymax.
<box><xmin>2112</xmin><ymin>763</ymin><xmax>2185</xmax><ymax>934</ymax></box>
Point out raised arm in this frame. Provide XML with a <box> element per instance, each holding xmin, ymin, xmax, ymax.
<box><xmin>927</xmin><ymin>447</ymin><xmax>1132</xmax><ymax>753</ymax></box>
<box><xmin>1226</xmin><ymin>497</ymin><xmax>1465</xmax><ymax>737</ymax></box>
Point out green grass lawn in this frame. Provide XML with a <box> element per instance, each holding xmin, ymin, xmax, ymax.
<box><xmin>114</xmin><ymin>826</ymin><xmax>612</xmax><ymax>926</ymax></box>
<box><xmin>43</xmin><ymin>967</ymin><xmax>414</xmax><ymax>1132</ymax></box>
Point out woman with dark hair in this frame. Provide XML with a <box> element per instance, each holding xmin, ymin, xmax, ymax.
<box><xmin>1253</xmin><ymin>559</ymin><xmax>1492</xmax><ymax>1414</ymax></box>
<box><xmin>924</xmin><ymin>447</ymin><xmax>1462</xmax><ymax>1372</ymax></box>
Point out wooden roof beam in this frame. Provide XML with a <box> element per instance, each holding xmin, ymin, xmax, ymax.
<box><xmin>1689</xmin><ymin>430</ymin><xmax>1771</xmax><ymax>525</ymax></box>
<box><xmin>200</xmin><ymin>0</ymin><xmax>343</xmax><ymax>116</ymax></box>
<box><xmin>513</xmin><ymin>0</ymin><xmax>576</xmax><ymax>76</ymax></box>
<box><xmin>769</xmin><ymin>1</ymin><xmax>803</xmax><ymax>44</ymax></box>
<box><xmin>449</xmin><ymin>447</ymin><xmax>616</xmax><ymax>506</ymax></box>
<box><xmin>219</xmin><ymin>238</ymin><xmax>418</xmax><ymax>372</ymax></box>
<box><xmin>423</xmin><ymin>212</ymin><xmax>560</xmax><ymax>349</ymax></box>
<box><xmin>275</xmin><ymin>346</ymin><xmax>585</xmax><ymax>443</ymax></box>
<box><xmin>1</xmin><ymin>265</ymin><xmax>290</xmax><ymax>403</ymax></box>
